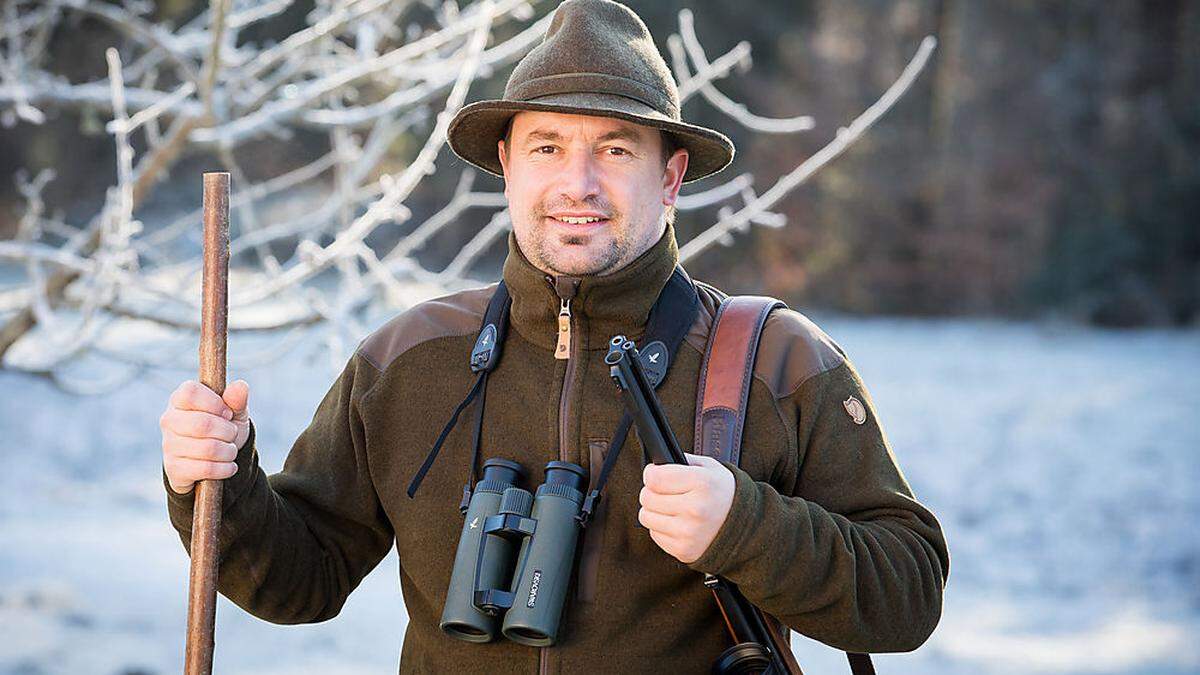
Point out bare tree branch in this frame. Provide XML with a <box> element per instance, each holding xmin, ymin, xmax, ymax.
<box><xmin>680</xmin><ymin>36</ymin><xmax>938</xmax><ymax>263</ymax></box>
<box><xmin>671</xmin><ymin>13</ymin><xmax>815</xmax><ymax>134</ymax></box>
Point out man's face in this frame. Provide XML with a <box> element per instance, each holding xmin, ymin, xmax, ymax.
<box><xmin>497</xmin><ymin>111</ymin><xmax>688</xmax><ymax>277</ymax></box>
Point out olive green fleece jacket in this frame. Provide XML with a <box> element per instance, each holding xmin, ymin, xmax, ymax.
<box><xmin>163</xmin><ymin>225</ymin><xmax>949</xmax><ymax>673</ymax></box>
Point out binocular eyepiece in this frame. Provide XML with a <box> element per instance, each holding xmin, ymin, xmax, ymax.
<box><xmin>440</xmin><ymin>458</ymin><xmax>587</xmax><ymax>647</ymax></box>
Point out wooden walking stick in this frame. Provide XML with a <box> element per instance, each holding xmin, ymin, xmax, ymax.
<box><xmin>185</xmin><ymin>172</ymin><xmax>230</xmax><ymax>674</ymax></box>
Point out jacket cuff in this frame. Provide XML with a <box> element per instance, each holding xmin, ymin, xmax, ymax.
<box><xmin>687</xmin><ymin>461</ymin><xmax>763</xmax><ymax>575</ymax></box>
<box><xmin>162</xmin><ymin>419</ymin><xmax>259</xmax><ymax>512</ymax></box>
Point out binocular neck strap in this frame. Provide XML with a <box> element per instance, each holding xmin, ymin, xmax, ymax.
<box><xmin>406</xmin><ymin>282</ymin><xmax>512</xmax><ymax>501</ymax></box>
<box><xmin>578</xmin><ymin>414</ymin><xmax>633</xmax><ymax>525</ymax></box>
<box><xmin>406</xmin><ymin>370</ymin><xmax>487</xmax><ymax>500</ymax></box>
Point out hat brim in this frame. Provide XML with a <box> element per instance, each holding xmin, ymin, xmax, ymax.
<box><xmin>446</xmin><ymin>92</ymin><xmax>735</xmax><ymax>184</ymax></box>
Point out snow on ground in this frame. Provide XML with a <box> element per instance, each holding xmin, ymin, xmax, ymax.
<box><xmin>0</xmin><ymin>313</ymin><xmax>1197</xmax><ymax>674</ymax></box>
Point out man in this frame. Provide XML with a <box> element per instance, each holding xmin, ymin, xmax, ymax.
<box><xmin>159</xmin><ymin>1</ymin><xmax>948</xmax><ymax>672</ymax></box>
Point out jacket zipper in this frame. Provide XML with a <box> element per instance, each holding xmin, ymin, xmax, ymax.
<box><xmin>543</xmin><ymin>274</ymin><xmax>580</xmax><ymax>675</ymax></box>
<box><xmin>551</xmin><ymin>276</ymin><xmax>581</xmax><ymax>459</ymax></box>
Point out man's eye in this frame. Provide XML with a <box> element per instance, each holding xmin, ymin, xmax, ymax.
<box><xmin>535</xmin><ymin>145</ymin><xmax>557</xmax><ymax>154</ymax></box>
<box><xmin>607</xmin><ymin>147</ymin><xmax>630</xmax><ymax>156</ymax></box>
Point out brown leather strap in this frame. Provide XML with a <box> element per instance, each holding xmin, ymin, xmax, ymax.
<box><xmin>694</xmin><ymin>296</ymin><xmax>783</xmax><ymax>464</ymax></box>
<box><xmin>847</xmin><ymin>653</ymin><xmax>877</xmax><ymax>674</ymax></box>
<box><xmin>762</xmin><ymin>609</ymin><xmax>806</xmax><ymax>674</ymax></box>
<box><xmin>695</xmin><ymin>295</ymin><xmax>876</xmax><ymax>675</ymax></box>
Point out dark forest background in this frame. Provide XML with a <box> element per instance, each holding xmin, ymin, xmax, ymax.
<box><xmin>2</xmin><ymin>0</ymin><xmax>1197</xmax><ymax>327</ymax></box>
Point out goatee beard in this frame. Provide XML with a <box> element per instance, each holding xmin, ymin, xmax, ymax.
<box><xmin>529</xmin><ymin>203</ymin><xmax>624</xmax><ymax>276</ymax></box>
<box><xmin>537</xmin><ymin>232</ymin><xmax>622</xmax><ymax>276</ymax></box>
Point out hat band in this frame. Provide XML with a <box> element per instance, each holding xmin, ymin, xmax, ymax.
<box><xmin>507</xmin><ymin>72</ymin><xmax>680</xmax><ymax>120</ymax></box>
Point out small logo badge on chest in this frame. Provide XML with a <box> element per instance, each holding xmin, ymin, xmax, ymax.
<box><xmin>843</xmin><ymin>396</ymin><xmax>867</xmax><ymax>425</ymax></box>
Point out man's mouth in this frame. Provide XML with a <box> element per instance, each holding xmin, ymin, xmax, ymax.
<box><xmin>546</xmin><ymin>214</ymin><xmax>610</xmax><ymax>229</ymax></box>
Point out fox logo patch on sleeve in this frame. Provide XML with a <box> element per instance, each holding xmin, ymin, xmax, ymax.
<box><xmin>843</xmin><ymin>396</ymin><xmax>867</xmax><ymax>425</ymax></box>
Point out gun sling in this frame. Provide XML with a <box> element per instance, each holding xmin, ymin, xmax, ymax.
<box><xmin>697</xmin><ymin>295</ymin><xmax>877</xmax><ymax>675</ymax></box>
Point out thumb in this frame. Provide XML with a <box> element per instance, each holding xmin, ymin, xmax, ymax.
<box><xmin>223</xmin><ymin>379</ymin><xmax>250</xmax><ymax>421</ymax></box>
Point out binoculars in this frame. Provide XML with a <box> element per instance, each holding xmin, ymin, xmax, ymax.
<box><xmin>440</xmin><ymin>457</ymin><xmax>587</xmax><ymax>647</ymax></box>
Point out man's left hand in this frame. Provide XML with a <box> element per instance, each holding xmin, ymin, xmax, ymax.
<box><xmin>638</xmin><ymin>453</ymin><xmax>735</xmax><ymax>564</ymax></box>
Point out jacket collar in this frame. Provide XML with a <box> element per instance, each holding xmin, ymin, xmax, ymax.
<box><xmin>501</xmin><ymin>224</ymin><xmax>680</xmax><ymax>352</ymax></box>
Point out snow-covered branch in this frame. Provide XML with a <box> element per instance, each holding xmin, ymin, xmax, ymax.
<box><xmin>680</xmin><ymin>36</ymin><xmax>938</xmax><ymax>263</ymax></box>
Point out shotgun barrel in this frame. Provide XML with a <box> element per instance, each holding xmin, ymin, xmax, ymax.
<box><xmin>606</xmin><ymin>336</ymin><xmax>789</xmax><ymax>675</ymax></box>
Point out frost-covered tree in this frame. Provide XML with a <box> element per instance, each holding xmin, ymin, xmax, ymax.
<box><xmin>0</xmin><ymin>0</ymin><xmax>933</xmax><ymax>392</ymax></box>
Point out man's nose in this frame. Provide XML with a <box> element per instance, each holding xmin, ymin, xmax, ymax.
<box><xmin>556</xmin><ymin>149</ymin><xmax>601</xmax><ymax>202</ymax></box>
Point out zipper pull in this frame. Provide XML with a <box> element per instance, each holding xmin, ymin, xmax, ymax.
<box><xmin>555</xmin><ymin>297</ymin><xmax>572</xmax><ymax>359</ymax></box>
<box><xmin>550</xmin><ymin>275</ymin><xmax>579</xmax><ymax>360</ymax></box>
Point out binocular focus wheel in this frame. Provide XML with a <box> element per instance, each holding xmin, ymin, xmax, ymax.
<box><xmin>713</xmin><ymin>641</ymin><xmax>772</xmax><ymax>674</ymax></box>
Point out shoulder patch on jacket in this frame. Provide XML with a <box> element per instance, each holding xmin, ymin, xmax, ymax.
<box><xmin>753</xmin><ymin>309</ymin><xmax>846</xmax><ymax>399</ymax></box>
<box><xmin>357</xmin><ymin>284</ymin><xmax>495</xmax><ymax>371</ymax></box>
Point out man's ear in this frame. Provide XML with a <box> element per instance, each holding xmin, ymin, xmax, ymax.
<box><xmin>662</xmin><ymin>148</ymin><xmax>688</xmax><ymax>207</ymax></box>
<box><xmin>497</xmin><ymin>139</ymin><xmax>510</xmax><ymax>197</ymax></box>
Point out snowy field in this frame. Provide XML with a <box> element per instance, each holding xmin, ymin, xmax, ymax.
<box><xmin>1</xmin><ymin>312</ymin><xmax>1197</xmax><ymax>674</ymax></box>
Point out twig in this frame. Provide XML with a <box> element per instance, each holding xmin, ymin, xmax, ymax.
<box><xmin>0</xmin><ymin>240</ymin><xmax>96</xmax><ymax>273</ymax></box>
<box><xmin>673</xmin><ymin>11</ymin><xmax>814</xmax><ymax>134</ymax></box>
<box><xmin>107</xmin><ymin>81</ymin><xmax>196</xmax><ymax>135</ymax></box>
<box><xmin>0</xmin><ymin>77</ymin><xmax>203</xmax><ymax>119</ymax></box>
<box><xmin>381</xmin><ymin>170</ymin><xmax>506</xmax><ymax>264</ymax></box>
<box><xmin>675</xmin><ymin>173</ymin><xmax>754</xmax><ymax>210</ymax></box>
<box><xmin>439</xmin><ymin>209</ymin><xmax>510</xmax><ymax>282</ymax></box>
<box><xmin>679</xmin><ymin>36</ymin><xmax>938</xmax><ymax>263</ymax></box>
<box><xmin>199</xmin><ymin>0</ymin><xmax>229</xmax><ymax>120</ymax></box>
<box><xmin>675</xmin><ymin>40</ymin><xmax>751</xmax><ymax>103</ymax></box>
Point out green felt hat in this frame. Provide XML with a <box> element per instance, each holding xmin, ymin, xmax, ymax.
<box><xmin>447</xmin><ymin>0</ymin><xmax>735</xmax><ymax>183</ymax></box>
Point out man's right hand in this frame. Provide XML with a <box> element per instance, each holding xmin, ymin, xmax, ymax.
<box><xmin>160</xmin><ymin>379</ymin><xmax>251</xmax><ymax>495</ymax></box>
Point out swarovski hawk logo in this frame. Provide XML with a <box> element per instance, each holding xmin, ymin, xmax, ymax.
<box><xmin>639</xmin><ymin>340</ymin><xmax>668</xmax><ymax>386</ymax></box>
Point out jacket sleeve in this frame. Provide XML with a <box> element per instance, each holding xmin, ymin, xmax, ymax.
<box><xmin>687</xmin><ymin>357</ymin><xmax>949</xmax><ymax>653</ymax></box>
<box><xmin>162</xmin><ymin>350</ymin><xmax>395</xmax><ymax>624</ymax></box>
